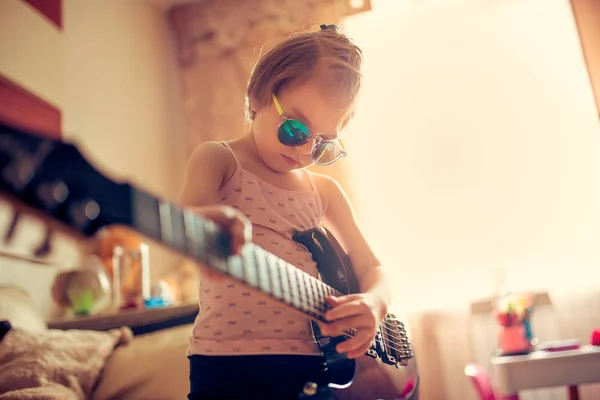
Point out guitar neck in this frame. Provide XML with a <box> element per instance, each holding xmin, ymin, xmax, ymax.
<box><xmin>0</xmin><ymin>122</ymin><xmax>339</xmax><ymax>323</ymax></box>
<box><xmin>130</xmin><ymin>188</ymin><xmax>341</xmax><ymax>323</ymax></box>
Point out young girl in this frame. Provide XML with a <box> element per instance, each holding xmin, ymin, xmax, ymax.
<box><xmin>180</xmin><ymin>24</ymin><xmax>392</xmax><ymax>400</ymax></box>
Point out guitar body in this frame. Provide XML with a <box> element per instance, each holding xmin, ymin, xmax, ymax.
<box><xmin>294</xmin><ymin>227</ymin><xmax>419</xmax><ymax>400</ymax></box>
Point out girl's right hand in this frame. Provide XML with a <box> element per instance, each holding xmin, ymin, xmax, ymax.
<box><xmin>187</xmin><ymin>205</ymin><xmax>252</xmax><ymax>280</ymax></box>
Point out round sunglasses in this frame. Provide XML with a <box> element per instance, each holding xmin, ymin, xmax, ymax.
<box><xmin>272</xmin><ymin>94</ymin><xmax>347</xmax><ymax>166</ymax></box>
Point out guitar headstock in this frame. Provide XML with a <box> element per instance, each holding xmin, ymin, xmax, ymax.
<box><xmin>0</xmin><ymin>122</ymin><xmax>134</xmax><ymax>241</ymax></box>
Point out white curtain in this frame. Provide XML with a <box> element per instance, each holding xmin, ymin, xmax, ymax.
<box><xmin>342</xmin><ymin>1</ymin><xmax>600</xmax><ymax>398</ymax></box>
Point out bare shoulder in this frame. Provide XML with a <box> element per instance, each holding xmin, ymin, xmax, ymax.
<box><xmin>306</xmin><ymin>170</ymin><xmax>346</xmax><ymax>212</ymax></box>
<box><xmin>187</xmin><ymin>141</ymin><xmax>236</xmax><ymax>176</ymax></box>
<box><xmin>180</xmin><ymin>141</ymin><xmax>238</xmax><ymax>206</ymax></box>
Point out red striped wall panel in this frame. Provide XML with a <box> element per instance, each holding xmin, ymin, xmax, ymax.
<box><xmin>0</xmin><ymin>73</ymin><xmax>62</xmax><ymax>139</ymax></box>
<box><xmin>22</xmin><ymin>0</ymin><xmax>62</xmax><ymax>29</ymax></box>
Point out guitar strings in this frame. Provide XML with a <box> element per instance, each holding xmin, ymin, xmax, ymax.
<box><xmin>341</xmin><ymin>324</ymin><xmax>411</xmax><ymax>355</ymax></box>
<box><xmin>290</xmin><ymin>276</ymin><xmax>412</xmax><ymax>355</ymax></box>
<box><xmin>295</xmin><ymin>287</ymin><xmax>411</xmax><ymax>355</ymax></box>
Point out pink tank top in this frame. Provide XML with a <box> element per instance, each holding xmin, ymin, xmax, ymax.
<box><xmin>187</xmin><ymin>142</ymin><xmax>324</xmax><ymax>356</ymax></box>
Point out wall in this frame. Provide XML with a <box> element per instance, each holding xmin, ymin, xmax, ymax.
<box><xmin>0</xmin><ymin>0</ymin><xmax>186</xmax><ymax>318</ymax></box>
<box><xmin>344</xmin><ymin>0</ymin><xmax>600</xmax><ymax>398</ymax></box>
<box><xmin>62</xmin><ymin>0</ymin><xmax>186</xmax><ymax>198</ymax></box>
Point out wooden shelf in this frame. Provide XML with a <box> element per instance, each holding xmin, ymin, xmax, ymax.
<box><xmin>47</xmin><ymin>301</ymin><xmax>199</xmax><ymax>333</ymax></box>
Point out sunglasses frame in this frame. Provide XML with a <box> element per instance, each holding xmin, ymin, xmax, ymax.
<box><xmin>272</xmin><ymin>94</ymin><xmax>347</xmax><ymax>166</ymax></box>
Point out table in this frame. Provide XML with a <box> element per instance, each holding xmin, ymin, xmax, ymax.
<box><xmin>492</xmin><ymin>345</ymin><xmax>600</xmax><ymax>400</ymax></box>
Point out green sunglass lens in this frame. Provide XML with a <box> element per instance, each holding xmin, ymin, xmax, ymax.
<box><xmin>278</xmin><ymin>120</ymin><xmax>309</xmax><ymax>146</ymax></box>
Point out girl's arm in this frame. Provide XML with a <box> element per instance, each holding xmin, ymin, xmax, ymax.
<box><xmin>314</xmin><ymin>173</ymin><xmax>392</xmax><ymax>358</ymax></box>
<box><xmin>179</xmin><ymin>142</ymin><xmax>250</xmax><ymax>276</ymax></box>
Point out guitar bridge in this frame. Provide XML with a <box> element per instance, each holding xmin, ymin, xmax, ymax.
<box><xmin>376</xmin><ymin>314</ymin><xmax>415</xmax><ymax>367</ymax></box>
<box><xmin>366</xmin><ymin>348</ymin><xmax>378</xmax><ymax>358</ymax></box>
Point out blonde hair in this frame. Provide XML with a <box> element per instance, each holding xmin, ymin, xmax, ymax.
<box><xmin>245</xmin><ymin>25</ymin><xmax>363</xmax><ymax>124</ymax></box>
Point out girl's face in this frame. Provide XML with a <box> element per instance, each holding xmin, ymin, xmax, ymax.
<box><xmin>251</xmin><ymin>78</ymin><xmax>348</xmax><ymax>173</ymax></box>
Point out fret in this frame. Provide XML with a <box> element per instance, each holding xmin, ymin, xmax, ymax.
<box><xmin>227</xmin><ymin>252</ymin><xmax>245</xmax><ymax>281</ymax></box>
<box><xmin>321</xmin><ymin>282</ymin><xmax>332</xmax><ymax>310</ymax></box>
<box><xmin>203</xmin><ymin>219</ymin><xmax>227</xmax><ymax>274</ymax></box>
<box><xmin>302</xmin><ymin>272</ymin><xmax>315</xmax><ymax>314</ymax></box>
<box><xmin>278</xmin><ymin>259</ymin><xmax>293</xmax><ymax>305</ymax></box>
<box><xmin>326</xmin><ymin>285</ymin><xmax>337</xmax><ymax>298</ymax></box>
<box><xmin>286</xmin><ymin>263</ymin><xmax>301</xmax><ymax>309</ymax></box>
<box><xmin>255</xmin><ymin>252</ymin><xmax>272</xmax><ymax>294</ymax></box>
<box><xmin>191</xmin><ymin>212</ymin><xmax>209</xmax><ymax>265</ymax></box>
<box><xmin>131</xmin><ymin>189</ymin><xmax>161</xmax><ymax>242</ymax></box>
<box><xmin>314</xmin><ymin>280</ymin><xmax>326</xmax><ymax>314</ymax></box>
<box><xmin>168</xmin><ymin>204</ymin><xmax>186</xmax><ymax>253</ymax></box>
<box><xmin>295</xmin><ymin>268</ymin><xmax>309</xmax><ymax>314</ymax></box>
<box><xmin>268</xmin><ymin>257</ymin><xmax>283</xmax><ymax>300</ymax></box>
<box><xmin>158</xmin><ymin>201</ymin><xmax>173</xmax><ymax>245</ymax></box>
<box><xmin>182</xmin><ymin>209</ymin><xmax>197</xmax><ymax>257</ymax></box>
<box><xmin>311</xmin><ymin>277</ymin><xmax>326</xmax><ymax>318</ymax></box>
<box><xmin>255</xmin><ymin>249</ymin><xmax>271</xmax><ymax>293</ymax></box>
<box><xmin>312</xmin><ymin>277</ymin><xmax>324</xmax><ymax>315</ymax></box>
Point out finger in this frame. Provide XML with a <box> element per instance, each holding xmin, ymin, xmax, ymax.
<box><xmin>347</xmin><ymin>338</ymin><xmax>375</xmax><ymax>359</ymax></box>
<box><xmin>320</xmin><ymin>315</ymin><xmax>372</xmax><ymax>337</ymax></box>
<box><xmin>325</xmin><ymin>300</ymin><xmax>365</xmax><ymax>321</ymax></box>
<box><xmin>325</xmin><ymin>295</ymin><xmax>351</xmax><ymax>308</ymax></box>
<box><xmin>192</xmin><ymin>205</ymin><xmax>236</xmax><ymax>226</ymax></box>
<box><xmin>335</xmin><ymin>330</ymin><xmax>374</xmax><ymax>358</ymax></box>
<box><xmin>190</xmin><ymin>206</ymin><xmax>250</xmax><ymax>237</ymax></box>
<box><xmin>211</xmin><ymin>207</ymin><xmax>252</xmax><ymax>255</ymax></box>
<box><xmin>229</xmin><ymin>216</ymin><xmax>251</xmax><ymax>255</ymax></box>
<box><xmin>326</xmin><ymin>294</ymin><xmax>362</xmax><ymax>305</ymax></box>
<box><xmin>189</xmin><ymin>206</ymin><xmax>252</xmax><ymax>255</ymax></box>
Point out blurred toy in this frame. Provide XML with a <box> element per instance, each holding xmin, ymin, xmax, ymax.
<box><xmin>591</xmin><ymin>328</ymin><xmax>600</xmax><ymax>346</ymax></box>
<box><xmin>51</xmin><ymin>256</ymin><xmax>112</xmax><ymax>315</ymax></box>
<box><xmin>494</xmin><ymin>292</ymin><xmax>534</xmax><ymax>355</ymax></box>
<box><xmin>144</xmin><ymin>280</ymin><xmax>173</xmax><ymax>308</ymax></box>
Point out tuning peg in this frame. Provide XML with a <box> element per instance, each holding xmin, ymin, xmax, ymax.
<box><xmin>32</xmin><ymin>227</ymin><xmax>53</xmax><ymax>258</ymax></box>
<box><xmin>36</xmin><ymin>180</ymin><xmax>69</xmax><ymax>211</ymax></box>
<box><xmin>68</xmin><ymin>199</ymin><xmax>100</xmax><ymax>232</ymax></box>
<box><xmin>3</xmin><ymin>210</ymin><xmax>21</xmax><ymax>244</ymax></box>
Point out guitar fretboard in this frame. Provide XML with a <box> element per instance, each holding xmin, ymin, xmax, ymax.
<box><xmin>132</xmin><ymin>189</ymin><xmax>342</xmax><ymax>322</ymax></box>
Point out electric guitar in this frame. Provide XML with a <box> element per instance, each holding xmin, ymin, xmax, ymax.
<box><xmin>0</xmin><ymin>122</ymin><xmax>419</xmax><ymax>399</ymax></box>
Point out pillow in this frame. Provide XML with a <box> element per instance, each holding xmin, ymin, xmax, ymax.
<box><xmin>92</xmin><ymin>324</ymin><xmax>192</xmax><ymax>400</ymax></box>
<box><xmin>0</xmin><ymin>322</ymin><xmax>132</xmax><ymax>399</ymax></box>
<box><xmin>0</xmin><ymin>285</ymin><xmax>46</xmax><ymax>334</ymax></box>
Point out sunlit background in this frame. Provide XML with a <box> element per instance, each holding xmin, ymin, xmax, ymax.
<box><xmin>344</xmin><ymin>0</ymin><xmax>600</xmax><ymax>311</ymax></box>
<box><xmin>1</xmin><ymin>0</ymin><xmax>599</xmax><ymax>399</ymax></box>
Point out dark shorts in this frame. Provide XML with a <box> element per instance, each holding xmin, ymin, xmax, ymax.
<box><xmin>188</xmin><ymin>354</ymin><xmax>337</xmax><ymax>400</ymax></box>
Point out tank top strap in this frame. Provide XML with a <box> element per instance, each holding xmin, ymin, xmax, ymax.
<box><xmin>303</xmin><ymin>169</ymin><xmax>318</xmax><ymax>193</ymax></box>
<box><xmin>220</xmin><ymin>141</ymin><xmax>242</xmax><ymax>173</ymax></box>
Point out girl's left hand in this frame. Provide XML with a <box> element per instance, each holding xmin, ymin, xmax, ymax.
<box><xmin>318</xmin><ymin>293</ymin><xmax>386</xmax><ymax>359</ymax></box>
